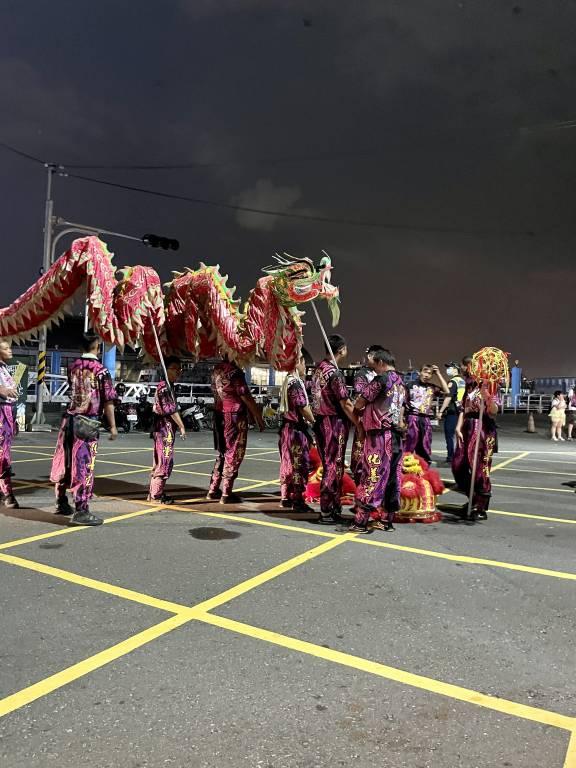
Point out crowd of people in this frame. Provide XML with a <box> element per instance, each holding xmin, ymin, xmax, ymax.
<box><xmin>0</xmin><ymin>332</ymin><xmax>506</xmax><ymax>530</ymax></box>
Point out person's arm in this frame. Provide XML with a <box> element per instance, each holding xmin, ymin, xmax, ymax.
<box><xmin>241</xmin><ymin>392</ymin><xmax>265</xmax><ymax>431</ymax></box>
<box><xmin>482</xmin><ymin>385</ymin><xmax>499</xmax><ymax>416</ymax></box>
<box><xmin>455</xmin><ymin>410</ymin><xmax>464</xmax><ymax>442</ymax></box>
<box><xmin>0</xmin><ymin>385</ymin><xmax>17</xmax><ymax>399</ymax></box>
<box><xmin>439</xmin><ymin>381</ymin><xmax>455</xmax><ymax>418</ymax></box>
<box><xmin>299</xmin><ymin>404</ymin><xmax>315</xmax><ymax>424</ymax></box>
<box><xmin>339</xmin><ymin>398</ymin><xmax>359</xmax><ymax>427</ymax></box>
<box><xmin>431</xmin><ymin>365</ymin><xmax>450</xmax><ymax>395</ymax></box>
<box><xmin>103</xmin><ymin>401</ymin><xmax>118</xmax><ymax>440</ymax></box>
<box><xmin>171</xmin><ymin>411</ymin><xmax>186</xmax><ymax>438</ymax></box>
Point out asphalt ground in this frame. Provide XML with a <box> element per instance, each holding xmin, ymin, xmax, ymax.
<box><xmin>1</xmin><ymin>419</ymin><xmax>576</xmax><ymax>768</ymax></box>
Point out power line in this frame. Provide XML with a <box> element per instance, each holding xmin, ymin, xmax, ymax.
<box><xmin>0</xmin><ymin>140</ymin><xmax>45</xmax><ymax>165</ymax></box>
<box><xmin>0</xmin><ymin>137</ymin><xmax>537</xmax><ymax>237</ymax></box>
<box><xmin>64</xmin><ymin>170</ymin><xmax>535</xmax><ymax>238</ymax></box>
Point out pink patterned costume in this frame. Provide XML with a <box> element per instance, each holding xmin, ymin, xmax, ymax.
<box><xmin>209</xmin><ymin>361</ymin><xmax>249</xmax><ymax>497</ymax></box>
<box><xmin>311</xmin><ymin>359</ymin><xmax>350</xmax><ymax>517</ymax></box>
<box><xmin>404</xmin><ymin>380</ymin><xmax>440</xmax><ymax>464</ymax></box>
<box><xmin>350</xmin><ymin>366</ymin><xmax>375</xmax><ymax>485</ymax></box>
<box><xmin>452</xmin><ymin>383</ymin><xmax>500</xmax><ymax>514</ymax></box>
<box><xmin>0</xmin><ymin>363</ymin><xmax>17</xmax><ymax>499</ymax></box>
<box><xmin>353</xmin><ymin>370</ymin><xmax>406</xmax><ymax>527</ymax></box>
<box><xmin>50</xmin><ymin>356</ymin><xmax>116</xmax><ymax>511</ymax></box>
<box><xmin>149</xmin><ymin>382</ymin><xmax>178</xmax><ymax>501</ymax></box>
<box><xmin>279</xmin><ymin>375</ymin><xmax>311</xmax><ymax>504</ymax></box>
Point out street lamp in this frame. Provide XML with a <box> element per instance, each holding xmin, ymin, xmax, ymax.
<box><xmin>32</xmin><ymin>165</ymin><xmax>179</xmax><ymax>429</ymax></box>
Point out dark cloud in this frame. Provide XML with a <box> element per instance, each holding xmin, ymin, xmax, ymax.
<box><xmin>1</xmin><ymin>0</ymin><xmax>576</xmax><ymax>375</ymax></box>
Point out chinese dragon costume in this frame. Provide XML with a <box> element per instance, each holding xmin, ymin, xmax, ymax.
<box><xmin>0</xmin><ymin>236</ymin><xmax>340</xmax><ymax>371</ymax></box>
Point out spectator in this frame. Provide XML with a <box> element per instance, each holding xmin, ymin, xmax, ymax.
<box><xmin>549</xmin><ymin>391</ymin><xmax>566</xmax><ymax>442</ymax></box>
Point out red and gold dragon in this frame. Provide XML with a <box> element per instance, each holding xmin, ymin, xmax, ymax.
<box><xmin>0</xmin><ymin>236</ymin><xmax>340</xmax><ymax>370</ymax></box>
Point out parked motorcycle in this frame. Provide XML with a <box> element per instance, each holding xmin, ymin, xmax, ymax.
<box><xmin>135</xmin><ymin>392</ymin><xmax>154</xmax><ymax>432</ymax></box>
<box><xmin>181</xmin><ymin>397</ymin><xmax>212</xmax><ymax>431</ymax></box>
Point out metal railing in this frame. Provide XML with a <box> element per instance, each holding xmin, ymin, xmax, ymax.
<box><xmin>26</xmin><ymin>374</ymin><xmax>278</xmax><ymax>407</ymax></box>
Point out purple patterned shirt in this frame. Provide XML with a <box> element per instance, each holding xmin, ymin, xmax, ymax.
<box><xmin>153</xmin><ymin>381</ymin><xmax>178</xmax><ymax>417</ymax></box>
<box><xmin>360</xmin><ymin>370</ymin><xmax>406</xmax><ymax>431</ymax></box>
<box><xmin>310</xmin><ymin>359</ymin><xmax>349</xmax><ymax>417</ymax></box>
<box><xmin>67</xmin><ymin>356</ymin><xmax>116</xmax><ymax>418</ymax></box>
<box><xmin>211</xmin><ymin>361</ymin><xmax>248</xmax><ymax>414</ymax></box>
<box><xmin>405</xmin><ymin>380</ymin><xmax>440</xmax><ymax>416</ymax></box>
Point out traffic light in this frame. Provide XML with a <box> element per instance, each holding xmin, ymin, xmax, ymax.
<box><xmin>142</xmin><ymin>233</ymin><xmax>180</xmax><ymax>251</ymax></box>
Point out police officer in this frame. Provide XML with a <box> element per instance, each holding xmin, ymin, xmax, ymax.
<box><xmin>438</xmin><ymin>362</ymin><xmax>465</xmax><ymax>464</ymax></box>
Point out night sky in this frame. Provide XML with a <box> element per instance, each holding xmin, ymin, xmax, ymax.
<box><xmin>1</xmin><ymin>1</ymin><xmax>576</xmax><ymax>375</ymax></box>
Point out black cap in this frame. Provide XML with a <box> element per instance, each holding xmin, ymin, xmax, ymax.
<box><xmin>445</xmin><ymin>361</ymin><xmax>459</xmax><ymax>368</ymax></box>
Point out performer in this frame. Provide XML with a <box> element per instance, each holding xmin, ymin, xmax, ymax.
<box><xmin>350</xmin><ymin>345</ymin><xmax>384</xmax><ymax>485</ymax></box>
<box><xmin>310</xmin><ymin>334</ymin><xmax>358</xmax><ymax>524</ymax></box>
<box><xmin>452</xmin><ymin>380</ymin><xmax>500</xmax><ymax>521</ymax></box>
<box><xmin>0</xmin><ymin>340</ymin><xmax>19</xmax><ymax>509</ymax></box>
<box><xmin>438</xmin><ymin>362</ymin><xmax>466</xmax><ymax>464</ymax></box>
<box><xmin>50</xmin><ymin>334</ymin><xmax>117</xmax><ymax>526</ymax></box>
<box><xmin>207</xmin><ymin>357</ymin><xmax>264</xmax><ymax>504</ymax></box>
<box><xmin>404</xmin><ymin>364</ymin><xmax>449</xmax><ymax>464</ymax></box>
<box><xmin>350</xmin><ymin>349</ymin><xmax>406</xmax><ymax>533</ymax></box>
<box><xmin>148</xmin><ymin>357</ymin><xmax>186</xmax><ymax>503</ymax></box>
<box><xmin>278</xmin><ymin>353</ymin><xmax>315</xmax><ymax>512</ymax></box>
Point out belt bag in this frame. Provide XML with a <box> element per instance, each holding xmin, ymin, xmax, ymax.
<box><xmin>73</xmin><ymin>415</ymin><xmax>101</xmax><ymax>441</ymax></box>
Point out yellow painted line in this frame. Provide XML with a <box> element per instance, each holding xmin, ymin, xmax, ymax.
<box><xmin>197</xmin><ymin>613</ymin><xmax>575</xmax><ymax>732</ymax></box>
<box><xmin>440</xmin><ymin>477</ymin><xmax>574</xmax><ymax>494</ymax></box>
<box><xmin>174</xmin><ymin>505</ymin><xmax>335</xmax><ymax>538</ymax></box>
<box><xmin>490</xmin><ymin>509</ymin><xmax>576</xmax><ymax>525</ymax></box>
<box><xmin>193</xmin><ymin>536</ymin><xmax>351</xmax><ymax>613</ymax></box>
<box><xmin>0</xmin><ymin>552</ymin><xmax>188</xmax><ymax>613</ymax></box>
<box><xmin>0</xmin><ymin>506</ymin><xmax>163</xmax><ymax>551</ymax></box>
<box><xmin>0</xmin><ymin>613</ymin><xmax>192</xmax><ymax>719</ymax></box>
<box><xmin>11</xmin><ymin>449</ymin><xmax>54</xmax><ymax>457</ymax></box>
<box><xmin>497</xmin><ymin>466</ymin><xmax>576</xmax><ymax>477</ymax></box>
<box><xmin>11</xmin><ymin>456</ymin><xmax>55</xmax><ymax>464</ymax></box>
<box><xmin>491</xmin><ymin>451</ymin><xmax>531</xmax><ymax>472</ymax></box>
<box><xmin>493</xmin><ymin>483</ymin><xmax>573</xmax><ymax>494</ymax></box>
<box><xmin>354</xmin><ymin>538</ymin><xmax>576</xmax><ymax>581</ymax></box>
<box><xmin>565</xmin><ymin>731</ymin><xmax>576</xmax><ymax>768</ymax></box>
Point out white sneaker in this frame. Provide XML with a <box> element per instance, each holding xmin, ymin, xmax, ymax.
<box><xmin>552</xmin><ymin>437</ymin><xmax>559</xmax><ymax>442</ymax></box>
<box><xmin>559</xmin><ymin>437</ymin><xmax>566</xmax><ymax>441</ymax></box>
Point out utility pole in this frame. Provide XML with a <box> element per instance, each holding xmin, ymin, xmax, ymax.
<box><xmin>31</xmin><ymin>164</ymin><xmax>57</xmax><ymax>431</ymax></box>
<box><xmin>30</xmin><ymin>165</ymin><xmax>179</xmax><ymax>429</ymax></box>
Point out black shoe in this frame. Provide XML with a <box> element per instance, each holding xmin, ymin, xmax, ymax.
<box><xmin>55</xmin><ymin>499</ymin><xmax>74</xmax><ymax>515</ymax></box>
<box><xmin>315</xmin><ymin>513</ymin><xmax>340</xmax><ymax>525</ymax></box>
<box><xmin>348</xmin><ymin>524</ymin><xmax>371</xmax><ymax>534</ymax></box>
<box><xmin>3</xmin><ymin>494</ymin><xmax>19</xmax><ymax>509</ymax></box>
<box><xmin>220</xmin><ymin>493</ymin><xmax>243</xmax><ymax>505</ymax></box>
<box><xmin>475</xmin><ymin>508</ymin><xmax>488</xmax><ymax>521</ymax></box>
<box><xmin>292</xmin><ymin>501</ymin><xmax>315</xmax><ymax>514</ymax></box>
<box><xmin>206</xmin><ymin>489</ymin><xmax>222</xmax><ymax>500</ymax></box>
<box><xmin>70</xmin><ymin>510</ymin><xmax>103</xmax><ymax>526</ymax></box>
<box><xmin>280</xmin><ymin>499</ymin><xmax>293</xmax><ymax>508</ymax></box>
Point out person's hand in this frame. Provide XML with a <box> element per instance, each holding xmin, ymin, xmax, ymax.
<box><xmin>109</xmin><ymin>426</ymin><xmax>119</xmax><ymax>441</ymax></box>
<box><xmin>179</xmin><ymin>428</ymin><xmax>186</xmax><ymax>440</ymax></box>
<box><xmin>431</xmin><ymin>365</ymin><xmax>440</xmax><ymax>374</ymax></box>
<box><xmin>438</xmin><ymin>410</ymin><xmax>444</xmax><ymax>420</ymax></box>
<box><xmin>0</xmin><ymin>385</ymin><xmax>17</xmax><ymax>399</ymax></box>
<box><xmin>455</xmin><ymin>428</ymin><xmax>464</xmax><ymax>443</ymax></box>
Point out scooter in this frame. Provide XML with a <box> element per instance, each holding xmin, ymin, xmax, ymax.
<box><xmin>181</xmin><ymin>397</ymin><xmax>208</xmax><ymax>432</ymax></box>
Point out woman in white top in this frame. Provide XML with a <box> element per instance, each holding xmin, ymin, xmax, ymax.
<box><xmin>549</xmin><ymin>390</ymin><xmax>566</xmax><ymax>442</ymax></box>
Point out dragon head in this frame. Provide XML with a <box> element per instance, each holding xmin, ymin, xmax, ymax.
<box><xmin>262</xmin><ymin>251</ymin><xmax>340</xmax><ymax>326</ymax></box>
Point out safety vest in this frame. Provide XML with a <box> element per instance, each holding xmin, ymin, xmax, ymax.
<box><xmin>452</xmin><ymin>376</ymin><xmax>466</xmax><ymax>404</ymax></box>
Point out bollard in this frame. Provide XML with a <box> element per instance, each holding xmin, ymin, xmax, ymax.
<box><xmin>526</xmin><ymin>413</ymin><xmax>536</xmax><ymax>433</ymax></box>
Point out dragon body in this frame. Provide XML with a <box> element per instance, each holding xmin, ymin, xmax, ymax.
<box><xmin>0</xmin><ymin>236</ymin><xmax>340</xmax><ymax>371</ymax></box>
